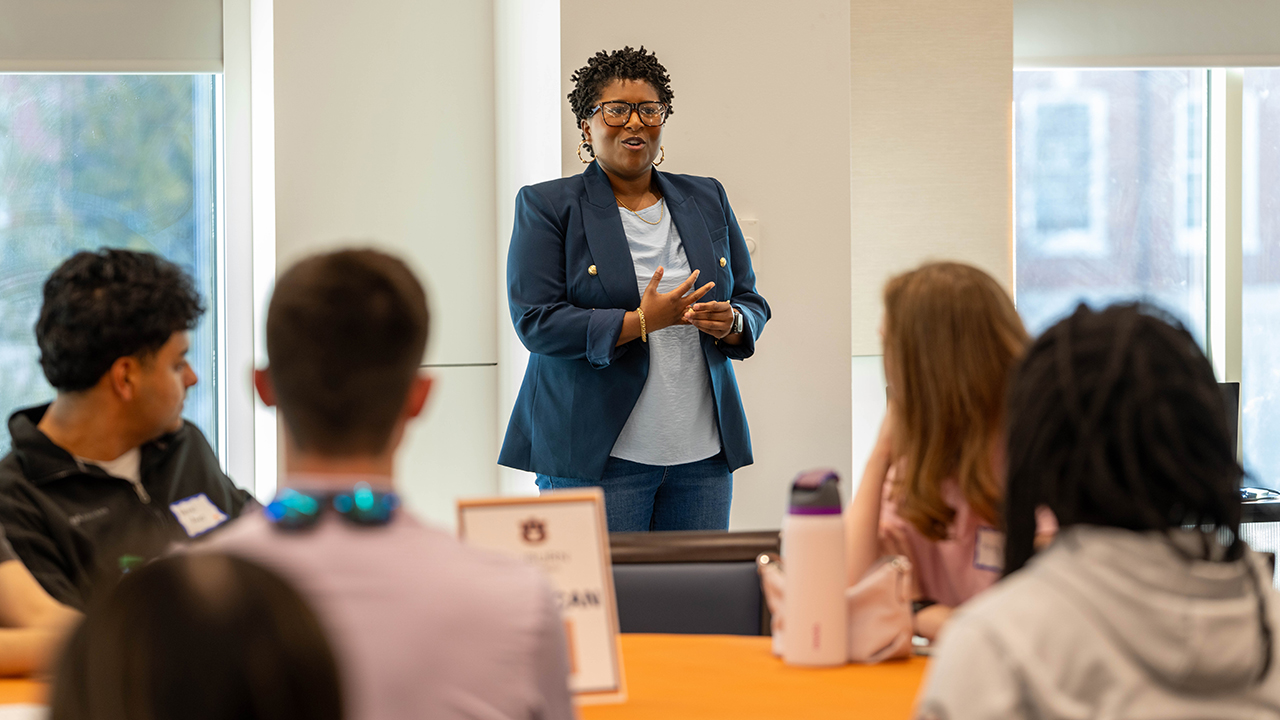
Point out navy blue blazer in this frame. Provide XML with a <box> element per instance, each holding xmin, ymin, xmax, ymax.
<box><xmin>499</xmin><ymin>162</ymin><xmax>770</xmax><ymax>480</ymax></box>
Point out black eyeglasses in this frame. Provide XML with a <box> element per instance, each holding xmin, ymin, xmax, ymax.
<box><xmin>590</xmin><ymin>101</ymin><xmax>668</xmax><ymax>127</ymax></box>
<box><xmin>264</xmin><ymin>483</ymin><xmax>399</xmax><ymax>531</ymax></box>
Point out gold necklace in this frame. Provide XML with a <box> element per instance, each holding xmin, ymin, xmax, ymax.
<box><xmin>616</xmin><ymin>195</ymin><xmax>665</xmax><ymax>225</ymax></box>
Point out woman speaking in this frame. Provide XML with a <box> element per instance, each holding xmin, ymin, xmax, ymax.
<box><xmin>499</xmin><ymin>46</ymin><xmax>770</xmax><ymax>532</ymax></box>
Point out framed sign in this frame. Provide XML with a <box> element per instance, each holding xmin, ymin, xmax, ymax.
<box><xmin>457</xmin><ymin>488</ymin><xmax>625</xmax><ymax>705</ymax></box>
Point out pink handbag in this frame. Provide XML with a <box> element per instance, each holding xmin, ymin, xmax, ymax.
<box><xmin>759</xmin><ymin>554</ymin><xmax>914</xmax><ymax>664</ymax></box>
<box><xmin>845</xmin><ymin>555</ymin><xmax>914</xmax><ymax>662</ymax></box>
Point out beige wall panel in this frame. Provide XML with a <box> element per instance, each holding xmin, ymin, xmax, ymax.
<box><xmin>850</xmin><ymin>0</ymin><xmax>1014</xmax><ymax>356</ymax></box>
<box><xmin>273</xmin><ymin>0</ymin><xmax>500</xmax><ymax>506</ymax></box>
<box><xmin>273</xmin><ymin>0</ymin><xmax>497</xmax><ymax>366</ymax></box>
<box><xmin>561</xmin><ymin>0</ymin><xmax>854</xmax><ymax>530</ymax></box>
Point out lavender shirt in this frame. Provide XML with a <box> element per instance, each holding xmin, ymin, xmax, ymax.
<box><xmin>201</xmin><ymin>507</ymin><xmax>575</xmax><ymax>720</ymax></box>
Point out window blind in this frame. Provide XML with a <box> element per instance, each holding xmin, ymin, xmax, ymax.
<box><xmin>0</xmin><ymin>0</ymin><xmax>222</xmax><ymax>73</ymax></box>
<box><xmin>1016</xmin><ymin>0</ymin><xmax>1280</xmax><ymax>68</ymax></box>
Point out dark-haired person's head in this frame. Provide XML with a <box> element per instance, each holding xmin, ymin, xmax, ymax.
<box><xmin>570</xmin><ymin>46</ymin><xmax>673</xmax><ymax>181</ymax></box>
<box><xmin>1003</xmin><ymin>303</ymin><xmax>1244</xmax><ymax>575</ymax></box>
<box><xmin>51</xmin><ymin>553</ymin><xmax>343</xmax><ymax>720</ymax></box>
<box><xmin>37</xmin><ymin>248</ymin><xmax>204</xmax><ymax>440</ymax></box>
<box><xmin>255</xmin><ymin>249</ymin><xmax>431</xmax><ymax>458</ymax></box>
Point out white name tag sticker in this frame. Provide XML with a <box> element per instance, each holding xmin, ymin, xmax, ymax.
<box><xmin>974</xmin><ymin>526</ymin><xmax>1005</xmax><ymax>572</ymax></box>
<box><xmin>170</xmin><ymin>493</ymin><xmax>229</xmax><ymax>538</ymax></box>
<box><xmin>458</xmin><ymin>488</ymin><xmax>625</xmax><ymax>706</ymax></box>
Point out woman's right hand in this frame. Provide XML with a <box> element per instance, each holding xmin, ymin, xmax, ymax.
<box><xmin>641</xmin><ymin>267</ymin><xmax>715</xmax><ymax>333</ymax></box>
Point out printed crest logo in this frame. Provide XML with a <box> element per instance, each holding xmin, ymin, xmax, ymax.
<box><xmin>521</xmin><ymin>518</ymin><xmax>547</xmax><ymax>544</ymax></box>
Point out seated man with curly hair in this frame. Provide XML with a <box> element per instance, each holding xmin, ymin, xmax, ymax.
<box><xmin>0</xmin><ymin>249</ymin><xmax>252</xmax><ymax>609</ymax></box>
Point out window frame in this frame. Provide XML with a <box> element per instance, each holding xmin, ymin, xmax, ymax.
<box><xmin>222</xmin><ymin>0</ymin><xmax>277</xmax><ymax>499</ymax></box>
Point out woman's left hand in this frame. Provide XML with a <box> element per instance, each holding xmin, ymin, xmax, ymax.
<box><xmin>683</xmin><ymin>301</ymin><xmax>736</xmax><ymax>340</ymax></box>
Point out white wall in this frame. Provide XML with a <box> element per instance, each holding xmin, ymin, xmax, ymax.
<box><xmin>560</xmin><ymin>1</ymin><xmax>855</xmax><ymax>530</ymax></box>
<box><xmin>495</xmin><ymin>0</ymin><xmax>559</xmax><ymax>498</ymax></box>
<box><xmin>272</xmin><ymin>0</ymin><xmax>498</xmax><ymax>526</ymax></box>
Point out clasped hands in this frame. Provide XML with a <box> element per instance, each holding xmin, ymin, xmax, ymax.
<box><xmin>641</xmin><ymin>267</ymin><xmax>737</xmax><ymax>340</ymax></box>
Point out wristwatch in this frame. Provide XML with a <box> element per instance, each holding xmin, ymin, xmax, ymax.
<box><xmin>730</xmin><ymin>306</ymin><xmax>744</xmax><ymax>335</ymax></box>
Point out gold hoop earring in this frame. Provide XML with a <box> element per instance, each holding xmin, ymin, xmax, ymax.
<box><xmin>652</xmin><ymin>145</ymin><xmax>665</xmax><ymax>167</ymax></box>
<box><xmin>577</xmin><ymin>141</ymin><xmax>594</xmax><ymax>164</ymax></box>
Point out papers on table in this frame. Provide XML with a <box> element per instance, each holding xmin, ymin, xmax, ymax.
<box><xmin>0</xmin><ymin>705</ymin><xmax>46</xmax><ymax>720</ymax></box>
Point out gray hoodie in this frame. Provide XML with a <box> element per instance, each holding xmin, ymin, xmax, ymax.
<box><xmin>915</xmin><ymin>526</ymin><xmax>1280</xmax><ymax>720</ymax></box>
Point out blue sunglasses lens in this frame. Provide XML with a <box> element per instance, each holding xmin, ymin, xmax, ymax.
<box><xmin>333</xmin><ymin>483</ymin><xmax>398</xmax><ymax>526</ymax></box>
<box><xmin>265</xmin><ymin>489</ymin><xmax>323</xmax><ymax>530</ymax></box>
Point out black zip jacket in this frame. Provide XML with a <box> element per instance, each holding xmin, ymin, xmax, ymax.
<box><xmin>0</xmin><ymin>405</ymin><xmax>254</xmax><ymax>609</ymax></box>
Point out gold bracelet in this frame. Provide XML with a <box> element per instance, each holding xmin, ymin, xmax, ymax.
<box><xmin>637</xmin><ymin>308</ymin><xmax>647</xmax><ymax>342</ymax></box>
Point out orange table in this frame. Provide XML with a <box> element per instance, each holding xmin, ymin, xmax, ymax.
<box><xmin>0</xmin><ymin>639</ymin><xmax>927</xmax><ymax>718</ymax></box>
<box><xmin>580</xmin><ymin>634</ymin><xmax>929</xmax><ymax>720</ymax></box>
<box><xmin>0</xmin><ymin>679</ymin><xmax>43</xmax><ymax>706</ymax></box>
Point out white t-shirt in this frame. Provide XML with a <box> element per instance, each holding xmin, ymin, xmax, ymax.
<box><xmin>75</xmin><ymin>446</ymin><xmax>148</xmax><ymax>502</ymax></box>
<box><xmin>609</xmin><ymin>200</ymin><xmax>721</xmax><ymax>466</ymax></box>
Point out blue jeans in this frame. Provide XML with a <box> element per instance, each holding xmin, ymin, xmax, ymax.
<box><xmin>536</xmin><ymin>453</ymin><xmax>732</xmax><ymax>532</ymax></box>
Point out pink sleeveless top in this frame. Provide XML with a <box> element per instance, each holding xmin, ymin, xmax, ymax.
<box><xmin>879</xmin><ymin>474</ymin><xmax>1057</xmax><ymax>608</ymax></box>
<box><xmin>879</xmin><ymin>478</ymin><xmax>1000</xmax><ymax>608</ymax></box>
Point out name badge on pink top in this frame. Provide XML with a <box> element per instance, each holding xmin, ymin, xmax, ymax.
<box><xmin>974</xmin><ymin>526</ymin><xmax>1005</xmax><ymax>572</ymax></box>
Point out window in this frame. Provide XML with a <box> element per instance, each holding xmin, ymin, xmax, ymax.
<box><xmin>0</xmin><ymin>75</ymin><xmax>219</xmax><ymax>455</ymax></box>
<box><xmin>1018</xmin><ymin>68</ymin><xmax>1280</xmax><ymax>491</ymax></box>
<box><xmin>1175</xmin><ymin>91</ymin><xmax>1207</xmax><ymax>252</ymax></box>
<box><xmin>1034</xmin><ymin>103</ymin><xmax>1093</xmax><ymax>234</ymax></box>
<box><xmin>1018</xmin><ymin>83</ymin><xmax>1109</xmax><ymax>257</ymax></box>
<box><xmin>1014</xmin><ymin>69</ymin><xmax>1208</xmax><ymax>345</ymax></box>
<box><xmin>1242</xmin><ymin>69</ymin><xmax>1280</xmax><ymax>489</ymax></box>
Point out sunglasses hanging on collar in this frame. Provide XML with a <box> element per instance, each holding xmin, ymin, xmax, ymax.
<box><xmin>265</xmin><ymin>483</ymin><xmax>399</xmax><ymax>531</ymax></box>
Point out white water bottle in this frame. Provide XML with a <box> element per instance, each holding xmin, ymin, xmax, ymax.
<box><xmin>781</xmin><ymin>469</ymin><xmax>848</xmax><ymax>667</ymax></box>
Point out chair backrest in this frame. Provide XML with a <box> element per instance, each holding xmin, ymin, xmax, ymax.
<box><xmin>610</xmin><ymin>531</ymin><xmax>780</xmax><ymax>636</ymax></box>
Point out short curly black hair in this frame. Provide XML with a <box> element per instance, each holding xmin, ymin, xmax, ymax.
<box><xmin>569</xmin><ymin>46</ymin><xmax>674</xmax><ymax>146</ymax></box>
<box><xmin>37</xmin><ymin>248</ymin><xmax>205</xmax><ymax>391</ymax></box>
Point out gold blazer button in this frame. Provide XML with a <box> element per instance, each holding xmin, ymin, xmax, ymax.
<box><xmin>719</xmin><ymin>257</ymin><xmax>727</xmax><ymax>267</ymax></box>
<box><xmin>588</xmin><ymin>265</ymin><xmax>598</xmax><ymax>276</ymax></box>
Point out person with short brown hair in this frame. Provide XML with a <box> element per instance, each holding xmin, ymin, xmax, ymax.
<box><xmin>264</xmin><ymin>250</ymin><xmax>430</xmax><ymax>456</ymax></box>
<box><xmin>204</xmin><ymin>248</ymin><xmax>573</xmax><ymax>720</ymax></box>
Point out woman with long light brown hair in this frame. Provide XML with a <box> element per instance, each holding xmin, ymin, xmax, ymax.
<box><xmin>845</xmin><ymin>262</ymin><xmax>1029</xmax><ymax>641</ymax></box>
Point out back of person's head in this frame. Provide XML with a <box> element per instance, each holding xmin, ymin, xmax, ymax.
<box><xmin>51</xmin><ymin>553</ymin><xmax>343</xmax><ymax>720</ymax></box>
<box><xmin>1004</xmin><ymin>303</ymin><xmax>1244</xmax><ymax>576</ymax></box>
<box><xmin>266</xmin><ymin>249</ymin><xmax>430</xmax><ymax>455</ymax></box>
<box><xmin>882</xmin><ymin>262</ymin><xmax>1029</xmax><ymax>541</ymax></box>
<box><xmin>37</xmin><ymin>248</ymin><xmax>204</xmax><ymax>392</ymax></box>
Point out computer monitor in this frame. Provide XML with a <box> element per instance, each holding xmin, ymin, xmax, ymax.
<box><xmin>1221</xmin><ymin>381</ymin><xmax>1240</xmax><ymax>456</ymax></box>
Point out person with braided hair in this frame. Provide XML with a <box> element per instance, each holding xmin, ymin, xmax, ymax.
<box><xmin>915</xmin><ymin>304</ymin><xmax>1280</xmax><ymax>720</ymax></box>
<box><xmin>500</xmin><ymin>46</ymin><xmax>769</xmax><ymax>531</ymax></box>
